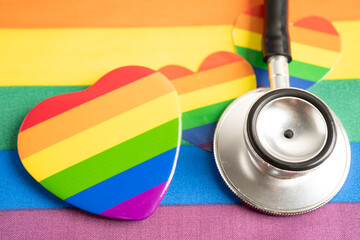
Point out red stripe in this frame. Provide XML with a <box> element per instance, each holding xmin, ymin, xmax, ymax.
<box><xmin>198</xmin><ymin>51</ymin><xmax>245</xmax><ymax>72</ymax></box>
<box><xmin>293</xmin><ymin>16</ymin><xmax>339</xmax><ymax>35</ymax></box>
<box><xmin>159</xmin><ymin>52</ymin><xmax>247</xmax><ymax>81</ymax></box>
<box><xmin>244</xmin><ymin>5</ymin><xmax>264</xmax><ymax>18</ymax></box>
<box><xmin>19</xmin><ymin>66</ymin><xmax>156</xmax><ymax>131</ymax></box>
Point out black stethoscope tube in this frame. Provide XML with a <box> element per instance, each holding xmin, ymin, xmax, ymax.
<box><xmin>263</xmin><ymin>0</ymin><xmax>292</xmax><ymax>63</ymax></box>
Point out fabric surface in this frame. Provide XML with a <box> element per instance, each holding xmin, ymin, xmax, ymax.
<box><xmin>1</xmin><ymin>0</ymin><xmax>360</xmax><ymax>239</ymax></box>
<box><xmin>1</xmin><ymin>204</ymin><xmax>360</xmax><ymax>240</ymax></box>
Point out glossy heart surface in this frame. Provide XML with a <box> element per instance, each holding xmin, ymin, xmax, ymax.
<box><xmin>233</xmin><ymin>5</ymin><xmax>341</xmax><ymax>89</ymax></box>
<box><xmin>17</xmin><ymin>66</ymin><xmax>181</xmax><ymax>220</ymax></box>
<box><xmin>159</xmin><ymin>51</ymin><xmax>256</xmax><ymax>151</ymax></box>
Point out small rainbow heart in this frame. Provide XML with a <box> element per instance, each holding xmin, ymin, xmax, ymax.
<box><xmin>233</xmin><ymin>5</ymin><xmax>341</xmax><ymax>89</ymax></box>
<box><xmin>160</xmin><ymin>51</ymin><xmax>256</xmax><ymax>151</ymax></box>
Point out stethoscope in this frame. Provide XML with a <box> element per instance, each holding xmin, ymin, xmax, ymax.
<box><xmin>213</xmin><ymin>0</ymin><xmax>350</xmax><ymax>215</ymax></box>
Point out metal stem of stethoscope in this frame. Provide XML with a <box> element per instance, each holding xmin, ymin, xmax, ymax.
<box><xmin>268</xmin><ymin>55</ymin><xmax>289</xmax><ymax>89</ymax></box>
<box><xmin>213</xmin><ymin>0</ymin><xmax>350</xmax><ymax>215</ymax></box>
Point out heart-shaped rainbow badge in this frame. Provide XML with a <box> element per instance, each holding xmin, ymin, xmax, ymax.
<box><xmin>233</xmin><ymin>5</ymin><xmax>341</xmax><ymax>89</ymax></box>
<box><xmin>159</xmin><ymin>51</ymin><xmax>256</xmax><ymax>152</ymax></box>
<box><xmin>17</xmin><ymin>66</ymin><xmax>181</xmax><ymax>220</ymax></box>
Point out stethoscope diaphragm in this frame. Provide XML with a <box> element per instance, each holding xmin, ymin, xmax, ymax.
<box><xmin>246</xmin><ymin>88</ymin><xmax>336</xmax><ymax>172</ymax></box>
<box><xmin>214</xmin><ymin>88</ymin><xmax>350</xmax><ymax>215</ymax></box>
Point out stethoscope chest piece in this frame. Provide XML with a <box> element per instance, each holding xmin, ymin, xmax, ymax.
<box><xmin>214</xmin><ymin>88</ymin><xmax>350</xmax><ymax>215</ymax></box>
<box><xmin>214</xmin><ymin>0</ymin><xmax>350</xmax><ymax>215</ymax></box>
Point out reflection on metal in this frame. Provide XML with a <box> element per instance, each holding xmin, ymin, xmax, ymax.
<box><xmin>214</xmin><ymin>88</ymin><xmax>350</xmax><ymax>215</ymax></box>
<box><xmin>268</xmin><ymin>56</ymin><xmax>290</xmax><ymax>89</ymax></box>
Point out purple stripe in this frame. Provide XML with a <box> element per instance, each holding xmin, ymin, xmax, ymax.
<box><xmin>100</xmin><ymin>182</ymin><xmax>169</xmax><ymax>220</ymax></box>
<box><xmin>1</xmin><ymin>203</ymin><xmax>360</xmax><ymax>239</ymax></box>
<box><xmin>197</xmin><ymin>141</ymin><xmax>213</xmax><ymax>152</ymax></box>
<box><xmin>65</xmin><ymin>148</ymin><xmax>176</xmax><ymax>215</ymax></box>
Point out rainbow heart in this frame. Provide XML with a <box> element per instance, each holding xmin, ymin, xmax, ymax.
<box><xmin>17</xmin><ymin>66</ymin><xmax>181</xmax><ymax>220</ymax></box>
<box><xmin>159</xmin><ymin>51</ymin><xmax>256</xmax><ymax>151</ymax></box>
<box><xmin>233</xmin><ymin>5</ymin><xmax>341</xmax><ymax>89</ymax></box>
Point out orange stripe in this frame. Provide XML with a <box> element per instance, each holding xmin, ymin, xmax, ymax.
<box><xmin>198</xmin><ymin>52</ymin><xmax>246</xmax><ymax>71</ymax></box>
<box><xmin>0</xmin><ymin>0</ymin><xmax>261</xmax><ymax>28</ymax></box>
<box><xmin>18</xmin><ymin>73</ymin><xmax>173</xmax><ymax>159</ymax></box>
<box><xmin>234</xmin><ymin>15</ymin><xmax>263</xmax><ymax>34</ymax></box>
<box><xmin>1</xmin><ymin>0</ymin><xmax>359</xmax><ymax>28</ymax></box>
<box><xmin>290</xmin><ymin>26</ymin><xmax>341</xmax><ymax>52</ymax></box>
<box><xmin>171</xmin><ymin>61</ymin><xmax>253</xmax><ymax>95</ymax></box>
<box><xmin>289</xmin><ymin>0</ymin><xmax>360</xmax><ymax>22</ymax></box>
<box><xmin>159</xmin><ymin>66</ymin><xmax>193</xmax><ymax>80</ymax></box>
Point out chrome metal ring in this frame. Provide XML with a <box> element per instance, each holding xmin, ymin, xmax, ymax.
<box><xmin>246</xmin><ymin>88</ymin><xmax>337</xmax><ymax>171</ymax></box>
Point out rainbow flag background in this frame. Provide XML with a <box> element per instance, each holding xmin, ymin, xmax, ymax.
<box><xmin>1</xmin><ymin>0</ymin><xmax>360</xmax><ymax>239</ymax></box>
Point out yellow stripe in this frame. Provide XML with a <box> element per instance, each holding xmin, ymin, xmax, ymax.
<box><xmin>1</xmin><ymin>21</ymin><xmax>358</xmax><ymax>85</ymax></box>
<box><xmin>232</xmin><ymin>28</ymin><xmax>262</xmax><ymax>51</ymax></box>
<box><xmin>233</xmin><ymin>28</ymin><xmax>338</xmax><ymax>68</ymax></box>
<box><xmin>324</xmin><ymin>21</ymin><xmax>360</xmax><ymax>80</ymax></box>
<box><xmin>291</xmin><ymin>42</ymin><xmax>339</xmax><ymax>68</ymax></box>
<box><xmin>21</xmin><ymin>92</ymin><xmax>179</xmax><ymax>181</ymax></box>
<box><xmin>0</xmin><ymin>26</ymin><xmax>234</xmax><ymax>86</ymax></box>
<box><xmin>180</xmin><ymin>75</ymin><xmax>256</xmax><ymax>112</ymax></box>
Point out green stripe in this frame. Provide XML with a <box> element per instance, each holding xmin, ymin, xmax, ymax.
<box><xmin>235</xmin><ymin>46</ymin><xmax>268</xmax><ymax>69</ymax></box>
<box><xmin>181</xmin><ymin>138</ymin><xmax>194</xmax><ymax>146</ymax></box>
<box><xmin>235</xmin><ymin>46</ymin><xmax>329</xmax><ymax>82</ymax></box>
<box><xmin>40</xmin><ymin>118</ymin><xmax>179</xmax><ymax>200</ymax></box>
<box><xmin>0</xmin><ymin>86</ymin><xmax>87</xmax><ymax>150</ymax></box>
<box><xmin>309</xmin><ymin>79</ymin><xmax>360</xmax><ymax>142</ymax></box>
<box><xmin>182</xmin><ymin>99</ymin><xmax>234</xmax><ymax>130</ymax></box>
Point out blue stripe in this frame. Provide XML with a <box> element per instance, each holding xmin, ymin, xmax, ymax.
<box><xmin>65</xmin><ymin>148</ymin><xmax>177</xmax><ymax>214</ymax></box>
<box><xmin>0</xmin><ymin>143</ymin><xmax>359</xmax><ymax>210</ymax></box>
<box><xmin>165</xmin><ymin>143</ymin><xmax>360</xmax><ymax>204</ymax></box>
<box><xmin>0</xmin><ymin>150</ymin><xmax>70</xmax><ymax>209</ymax></box>
<box><xmin>253</xmin><ymin>67</ymin><xmax>315</xmax><ymax>90</ymax></box>
<box><xmin>162</xmin><ymin>145</ymin><xmax>239</xmax><ymax>204</ymax></box>
<box><xmin>332</xmin><ymin>142</ymin><xmax>360</xmax><ymax>202</ymax></box>
<box><xmin>182</xmin><ymin>122</ymin><xmax>217</xmax><ymax>145</ymax></box>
